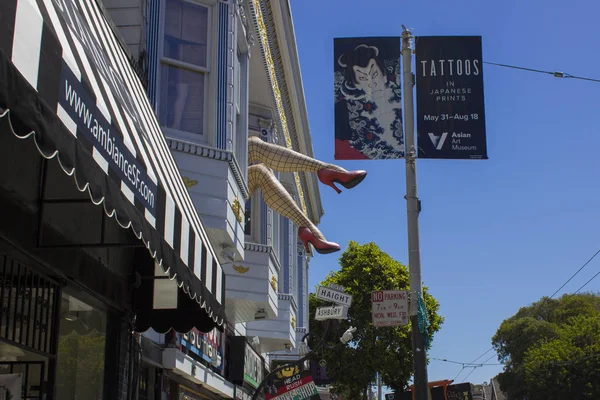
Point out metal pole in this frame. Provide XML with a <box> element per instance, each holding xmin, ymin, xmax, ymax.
<box><xmin>401</xmin><ymin>26</ymin><xmax>429</xmax><ymax>400</ymax></box>
<box><xmin>377</xmin><ymin>372</ymin><xmax>382</xmax><ymax>400</ymax></box>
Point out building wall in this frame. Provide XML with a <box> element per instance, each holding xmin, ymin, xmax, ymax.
<box><xmin>102</xmin><ymin>0</ymin><xmax>318</xmax><ymax>389</ymax></box>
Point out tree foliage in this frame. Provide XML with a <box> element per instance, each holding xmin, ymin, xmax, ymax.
<box><xmin>307</xmin><ymin>241</ymin><xmax>443</xmax><ymax>399</ymax></box>
<box><xmin>492</xmin><ymin>293</ymin><xmax>600</xmax><ymax>400</ymax></box>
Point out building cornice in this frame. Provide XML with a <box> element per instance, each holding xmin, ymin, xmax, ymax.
<box><xmin>248</xmin><ymin>0</ymin><xmax>310</xmax><ymax>219</ymax></box>
<box><xmin>167</xmin><ymin>137</ymin><xmax>249</xmax><ymax>199</ymax></box>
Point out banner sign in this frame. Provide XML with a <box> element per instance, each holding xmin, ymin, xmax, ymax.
<box><xmin>334</xmin><ymin>37</ymin><xmax>404</xmax><ymax>160</ymax></box>
<box><xmin>265</xmin><ymin>370</ymin><xmax>319</xmax><ymax>400</ymax></box>
<box><xmin>415</xmin><ymin>36</ymin><xmax>487</xmax><ymax>159</ymax></box>
<box><xmin>371</xmin><ymin>290</ymin><xmax>409</xmax><ymax>327</ymax></box>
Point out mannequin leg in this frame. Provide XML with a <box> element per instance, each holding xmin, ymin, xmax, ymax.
<box><xmin>248</xmin><ymin>164</ymin><xmax>340</xmax><ymax>254</ymax></box>
<box><xmin>248</xmin><ymin>136</ymin><xmax>367</xmax><ymax>194</ymax></box>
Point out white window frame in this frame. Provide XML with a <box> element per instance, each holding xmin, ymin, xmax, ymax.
<box><xmin>156</xmin><ymin>0</ymin><xmax>217</xmax><ymax>144</ymax></box>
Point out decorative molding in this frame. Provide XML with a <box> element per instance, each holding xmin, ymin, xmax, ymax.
<box><xmin>236</xmin><ymin>0</ymin><xmax>255</xmax><ymax>49</ymax></box>
<box><xmin>182</xmin><ymin>176</ymin><xmax>198</xmax><ymax>188</ymax></box>
<box><xmin>244</xmin><ymin>242</ymin><xmax>270</xmax><ymax>253</ymax></box>
<box><xmin>270</xmin><ymin>275</ymin><xmax>277</xmax><ymax>291</ymax></box>
<box><xmin>249</xmin><ymin>0</ymin><xmax>307</xmax><ymax>216</ymax></box>
<box><xmin>167</xmin><ymin>138</ymin><xmax>249</xmax><ymax>199</ymax></box>
<box><xmin>278</xmin><ymin>293</ymin><xmax>298</xmax><ymax>312</ymax></box>
<box><xmin>232</xmin><ymin>264</ymin><xmax>249</xmax><ymax>274</ymax></box>
<box><xmin>290</xmin><ymin>316</ymin><xmax>296</xmax><ymax>329</ymax></box>
<box><xmin>245</xmin><ymin>242</ymin><xmax>282</xmax><ymax>273</ymax></box>
<box><xmin>232</xmin><ymin>198</ymin><xmax>243</xmax><ymax>223</ymax></box>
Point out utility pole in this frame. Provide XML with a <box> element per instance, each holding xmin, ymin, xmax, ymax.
<box><xmin>401</xmin><ymin>26</ymin><xmax>430</xmax><ymax>400</ymax></box>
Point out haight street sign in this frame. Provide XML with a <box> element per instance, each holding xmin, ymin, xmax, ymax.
<box><xmin>315</xmin><ymin>286</ymin><xmax>353</xmax><ymax>307</ymax></box>
<box><xmin>315</xmin><ymin>305</ymin><xmax>348</xmax><ymax>321</ymax></box>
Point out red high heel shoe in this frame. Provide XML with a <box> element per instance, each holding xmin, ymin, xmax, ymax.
<box><xmin>317</xmin><ymin>168</ymin><xmax>367</xmax><ymax>194</ymax></box>
<box><xmin>298</xmin><ymin>227</ymin><xmax>340</xmax><ymax>254</ymax></box>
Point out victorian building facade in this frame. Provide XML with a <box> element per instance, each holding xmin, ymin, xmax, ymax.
<box><xmin>100</xmin><ymin>0</ymin><xmax>320</xmax><ymax>398</ymax></box>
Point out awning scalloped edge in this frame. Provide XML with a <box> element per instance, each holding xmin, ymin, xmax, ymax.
<box><xmin>0</xmin><ymin>109</ymin><xmax>223</xmax><ymax>327</ymax></box>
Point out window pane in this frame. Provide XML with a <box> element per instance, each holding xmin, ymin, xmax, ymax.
<box><xmin>163</xmin><ymin>0</ymin><xmax>208</xmax><ymax>68</ymax></box>
<box><xmin>159</xmin><ymin>64</ymin><xmax>205</xmax><ymax>135</ymax></box>
<box><xmin>55</xmin><ymin>293</ymin><xmax>107</xmax><ymax>400</ymax></box>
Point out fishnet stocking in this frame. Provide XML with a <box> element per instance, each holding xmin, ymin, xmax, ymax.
<box><xmin>248</xmin><ymin>136</ymin><xmax>346</xmax><ymax>173</ymax></box>
<box><xmin>248</xmin><ymin>164</ymin><xmax>325</xmax><ymax>241</ymax></box>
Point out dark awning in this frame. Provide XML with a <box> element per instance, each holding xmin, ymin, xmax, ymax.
<box><xmin>0</xmin><ymin>0</ymin><xmax>225</xmax><ymax>330</ymax></box>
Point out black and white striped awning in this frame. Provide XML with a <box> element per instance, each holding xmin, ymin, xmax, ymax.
<box><xmin>0</xmin><ymin>0</ymin><xmax>225</xmax><ymax>330</ymax></box>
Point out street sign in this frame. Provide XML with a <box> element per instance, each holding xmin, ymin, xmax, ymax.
<box><xmin>371</xmin><ymin>290</ymin><xmax>409</xmax><ymax>327</ymax></box>
<box><xmin>328</xmin><ymin>283</ymin><xmax>345</xmax><ymax>292</ymax></box>
<box><xmin>315</xmin><ymin>286</ymin><xmax>352</xmax><ymax>307</ymax></box>
<box><xmin>315</xmin><ymin>305</ymin><xmax>348</xmax><ymax>321</ymax></box>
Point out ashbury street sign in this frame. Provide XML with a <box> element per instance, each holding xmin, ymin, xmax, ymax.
<box><xmin>315</xmin><ymin>286</ymin><xmax>352</xmax><ymax>307</ymax></box>
<box><xmin>371</xmin><ymin>290</ymin><xmax>409</xmax><ymax>327</ymax></box>
<box><xmin>315</xmin><ymin>305</ymin><xmax>348</xmax><ymax>321</ymax></box>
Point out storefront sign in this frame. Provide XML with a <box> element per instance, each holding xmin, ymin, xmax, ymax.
<box><xmin>265</xmin><ymin>371</ymin><xmax>319</xmax><ymax>400</ymax></box>
<box><xmin>180</xmin><ymin>328</ymin><xmax>224</xmax><ymax>372</ymax></box>
<box><xmin>235</xmin><ymin>386</ymin><xmax>253</xmax><ymax>400</ymax></box>
<box><xmin>229</xmin><ymin>336</ymin><xmax>264</xmax><ymax>389</ymax></box>
<box><xmin>415</xmin><ymin>36</ymin><xmax>488</xmax><ymax>160</ymax></box>
<box><xmin>371</xmin><ymin>290</ymin><xmax>409</xmax><ymax>327</ymax></box>
<box><xmin>51</xmin><ymin>0</ymin><xmax>159</xmax><ymax>214</ymax></box>
<box><xmin>243</xmin><ymin>341</ymin><xmax>263</xmax><ymax>388</ymax></box>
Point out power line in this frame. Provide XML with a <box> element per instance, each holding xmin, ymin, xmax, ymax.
<box><xmin>484</xmin><ymin>61</ymin><xmax>600</xmax><ymax>83</ymax></box>
<box><xmin>462</xmin><ymin>366</ymin><xmax>477</xmax><ymax>383</ymax></box>
<box><xmin>452</xmin><ymin>367</ymin><xmax>465</xmax><ymax>382</ymax></box>
<box><xmin>451</xmin><ymin>247</ymin><xmax>600</xmax><ymax>381</ymax></box>
<box><xmin>574</xmin><ymin>268</ymin><xmax>600</xmax><ymax>294</ymax></box>
<box><xmin>432</xmin><ymin>357</ymin><xmax>502</xmax><ymax>367</ymax></box>
<box><xmin>549</xmin><ymin>249</ymin><xmax>600</xmax><ymax>299</ymax></box>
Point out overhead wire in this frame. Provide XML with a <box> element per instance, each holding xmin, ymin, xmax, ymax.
<box><xmin>483</xmin><ymin>61</ymin><xmax>600</xmax><ymax>83</ymax></box>
<box><xmin>445</xmin><ymin>246</ymin><xmax>600</xmax><ymax>381</ymax></box>
<box><xmin>574</xmin><ymin>268</ymin><xmax>600</xmax><ymax>294</ymax></box>
<box><xmin>549</xmin><ymin>249</ymin><xmax>600</xmax><ymax>299</ymax></box>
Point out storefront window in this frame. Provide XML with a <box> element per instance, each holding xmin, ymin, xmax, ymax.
<box><xmin>55</xmin><ymin>293</ymin><xmax>107</xmax><ymax>400</ymax></box>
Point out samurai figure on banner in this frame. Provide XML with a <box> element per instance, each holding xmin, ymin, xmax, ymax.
<box><xmin>334</xmin><ymin>37</ymin><xmax>404</xmax><ymax>160</ymax></box>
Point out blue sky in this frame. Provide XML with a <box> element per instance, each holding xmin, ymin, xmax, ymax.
<box><xmin>290</xmin><ymin>0</ymin><xmax>600</xmax><ymax>387</ymax></box>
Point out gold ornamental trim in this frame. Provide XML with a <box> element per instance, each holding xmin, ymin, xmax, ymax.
<box><xmin>182</xmin><ymin>176</ymin><xmax>198</xmax><ymax>188</ymax></box>
<box><xmin>232</xmin><ymin>265</ymin><xmax>250</xmax><ymax>274</ymax></box>
<box><xmin>232</xmin><ymin>198</ymin><xmax>243</xmax><ymax>223</ymax></box>
<box><xmin>250</xmin><ymin>0</ymin><xmax>307</xmax><ymax>216</ymax></box>
<box><xmin>291</xmin><ymin>315</ymin><xmax>296</xmax><ymax>329</ymax></box>
<box><xmin>270</xmin><ymin>275</ymin><xmax>277</xmax><ymax>291</ymax></box>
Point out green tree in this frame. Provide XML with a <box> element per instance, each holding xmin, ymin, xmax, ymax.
<box><xmin>307</xmin><ymin>241</ymin><xmax>443</xmax><ymax>399</ymax></box>
<box><xmin>492</xmin><ymin>293</ymin><xmax>600</xmax><ymax>400</ymax></box>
